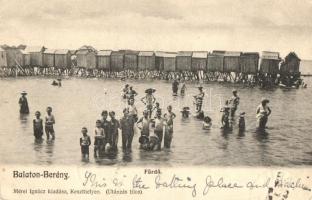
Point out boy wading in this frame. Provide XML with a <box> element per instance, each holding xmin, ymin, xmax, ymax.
<box><xmin>120</xmin><ymin>109</ymin><xmax>135</xmax><ymax>152</ymax></box>
<box><xmin>154</xmin><ymin>110</ymin><xmax>164</xmax><ymax>151</ymax></box>
<box><xmin>45</xmin><ymin>107</ymin><xmax>55</xmax><ymax>140</ymax></box>
<box><xmin>109</xmin><ymin>111</ymin><xmax>120</xmax><ymax>150</ymax></box>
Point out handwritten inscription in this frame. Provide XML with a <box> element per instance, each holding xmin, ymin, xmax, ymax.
<box><xmin>155</xmin><ymin>174</ymin><xmax>197</xmax><ymax>197</ymax></box>
<box><xmin>80</xmin><ymin>170</ymin><xmax>311</xmax><ymax>198</ymax></box>
<box><xmin>203</xmin><ymin>175</ymin><xmax>243</xmax><ymax>195</ymax></box>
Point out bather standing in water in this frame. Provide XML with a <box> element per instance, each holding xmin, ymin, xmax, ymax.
<box><xmin>120</xmin><ymin>108</ymin><xmax>136</xmax><ymax>153</ymax></box>
<box><xmin>122</xmin><ymin>84</ymin><xmax>129</xmax><ymax>99</ymax></box>
<box><xmin>256</xmin><ymin>98</ymin><xmax>271</xmax><ymax>130</ymax></box>
<box><xmin>172</xmin><ymin>79</ymin><xmax>179</xmax><ymax>95</ymax></box>
<box><xmin>19</xmin><ymin>91</ymin><xmax>29</xmax><ymax>114</ymax></box>
<box><xmin>194</xmin><ymin>86</ymin><xmax>205</xmax><ymax>113</ymax></box>
<box><xmin>127</xmin><ymin>86</ymin><xmax>138</xmax><ymax>100</ymax></box>
<box><xmin>141</xmin><ymin>88</ymin><xmax>156</xmax><ymax>118</ymax></box>
<box><xmin>180</xmin><ymin>81</ymin><xmax>186</xmax><ymax>96</ymax></box>
<box><xmin>109</xmin><ymin>111</ymin><xmax>120</xmax><ymax>150</ymax></box>
<box><xmin>33</xmin><ymin>111</ymin><xmax>43</xmax><ymax>140</ymax></box>
<box><xmin>163</xmin><ymin>105</ymin><xmax>176</xmax><ymax>148</ymax></box>
<box><xmin>229</xmin><ymin>90</ymin><xmax>240</xmax><ymax>117</ymax></box>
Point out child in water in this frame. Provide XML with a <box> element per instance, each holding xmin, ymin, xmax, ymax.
<box><xmin>180</xmin><ymin>82</ymin><xmax>186</xmax><ymax>96</ymax></box>
<box><xmin>80</xmin><ymin>127</ymin><xmax>91</xmax><ymax>158</ymax></box>
<box><xmin>154</xmin><ymin>109</ymin><xmax>165</xmax><ymax>151</ymax></box>
<box><xmin>33</xmin><ymin>111</ymin><xmax>43</xmax><ymax>140</ymax></box>
<box><xmin>109</xmin><ymin>111</ymin><xmax>120</xmax><ymax>151</ymax></box>
<box><xmin>220</xmin><ymin>102</ymin><xmax>231</xmax><ymax>129</ymax></box>
<box><xmin>203</xmin><ymin>116</ymin><xmax>212</xmax><ymax>130</ymax></box>
<box><xmin>94</xmin><ymin>120</ymin><xmax>105</xmax><ymax>157</ymax></box>
<box><xmin>152</xmin><ymin>102</ymin><xmax>160</xmax><ymax>118</ymax></box>
<box><xmin>100</xmin><ymin>110</ymin><xmax>111</xmax><ymax>147</ymax></box>
<box><xmin>181</xmin><ymin>107</ymin><xmax>190</xmax><ymax>118</ymax></box>
<box><xmin>45</xmin><ymin>107</ymin><xmax>55</xmax><ymax>140</ymax></box>
<box><xmin>238</xmin><ymin>112</ymin><xmax>246</xmax><ymax>132</ymax></box>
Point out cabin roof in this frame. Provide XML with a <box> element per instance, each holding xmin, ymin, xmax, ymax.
<box><xmin>241</xmin><ymin>52</ymin><xmax>259</xmax><ymax>56</ymax></box>
<box><xmin>55</xmin><ymin>49</ymin><xmax>70</xmax><ymax>55</ymax></box>
<box><xmin>0</xmin><ymin>47</ymin><xmax>5</xmax><ymax>52</ymax></box>
<box><xmin>97</xmin><ymin>50</ymin><xmax>112</xmax><ymax>56</ymax></box>
<box><xmin>177</xmin><ymin>51</ymin><xmax>193</xmax><ymax>57</ymax></box>
<box><xmin>261</xmin><ymin>51</ymin><xmax>280</xmax><ymax>60</ymax></box>
<box><xmin>25</xmin><ymin>46</ymin><xmax>44</xmax><ymax>53</ymax></box>
<box><xmin>224</xmin><ymin>51</ymin><xmax>241</xmax><ymax>57</ymax></box>
<box><xmin>119</xmin><ymin>50</ymin><xmax>139</xmax><ymax>55</ymax></box>
<box><xmin>155</xmin><ymin>51</ymin><xmax>177</xmax><ymax>57</ymax></box>
<box><xmin>192</xmin><ymin>51</ymin><xmax>208</xmax><ymax>58</ymax></box>
<box><xmin>76</xmin><ymin>49</ymin><xmax>96</xmax><ymax>55</ymax></box>
<box><xmin>211</xmin><ymin>50</ymin><xmax>226</xmax><ymax>56</ymax></box>
<box><xmin>44</xmin><ymin>49</ymin><xmax>56</xmax><ymax>54</ymax></box>
<box><xmin>285</xmin><ymin>52</ymin><xmax>301</xmax><ymax>61</ymax></box>
<box><xmin>111</xmin><ymin>51</ymin><xmax>124</xmax><ymax>56</ymax></box>
<box><xmin>20</xmin><ymin>49</ymin><xmax>29</xmax><ymax>54</ymax></box>
<box><xmin>139</xmin><ymin>51</ymin><xmax>154</xmax><ymax>56</ymax></box>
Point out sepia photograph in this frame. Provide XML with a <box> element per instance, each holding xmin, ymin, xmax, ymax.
<box><xmin>0</xmin><ymin>0</ymin><xmax>312</xmax><ymax>199</ymax></box>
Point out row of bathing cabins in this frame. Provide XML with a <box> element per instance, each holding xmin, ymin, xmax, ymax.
<box><xmin>0</xmin><ymin>45</ymin><xmax>301</xmax><ymax>83</ymax></box>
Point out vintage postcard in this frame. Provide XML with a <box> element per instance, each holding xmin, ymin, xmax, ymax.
<box><xmin>0</xmin><ymin>0</ymin><xmax>311</xmax><ymax>199</ymax></box>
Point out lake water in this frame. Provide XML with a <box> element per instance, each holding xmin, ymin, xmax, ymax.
<box><xmin>0</xmin><ymin>76</ymin><xmax>312</xmax><ymax>167</ymax></box>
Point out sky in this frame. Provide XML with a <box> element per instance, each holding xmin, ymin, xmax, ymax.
<box><xmin>0</xmin><ymin>0</ymin><xmax>311</xmax><ymax>59</ymax></box>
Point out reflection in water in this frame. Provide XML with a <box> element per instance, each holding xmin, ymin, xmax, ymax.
<box><xmin>255</xmin><ymin>129</ymin><xmax>269</xmax><ymax>142</ymax></box>
<box><xmin>254</xmin><ymin>129</ymin><xmax>270</xmax><ymax>165</ymax></box>
<box><xmin>19</xmin><ymin>113</ymin><xmax>29</xmax><ymax>130</ymax></box>
<box><xmin>81</xmin><ymin>156</ymin><xmax>90</xmax><ymax>163</ymax></box>
<box><xmin>33</xmin><ymin>138</ymin><xmax>44</xmax><ymax>152</ymax></box>
<box><xmin>237</xmin><ymin>130</ymin><xmax>246</xmax><ymax>138</ymax></box>
<box><xmin>221</xmin><ymin>128</ymin><xmax>232</xmax><ymax>140</ymax></box>
<box><xmin>45</xmin><ymin>140</ymin><xmax>55</xmax><ymax>164</ymax></box>
<box><xmin>122</xmin><ymin>152</ymin><xmax>133</xmax><ymax>162</ymax></box>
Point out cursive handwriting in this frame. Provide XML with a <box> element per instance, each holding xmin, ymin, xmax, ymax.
<box><xmin>246</xmin><ymin>178</ymin><xmax>271</xmax><ymax>190</ymax></box>
<box><xmin>155</xmin><ymin>174</ymin><xmax>197</xmax><ymax>197</ymax></box>
<box><xmin>203</xmin><ymin>175</ymin><xmax>243</xmax><ymax>195</ymax></box>
<box><xmin>133</xmin><ymin>175</ymin><xmax>150</xmax><ymax>189</ymax></box>
<box><xmin>82</xmin><ymin>171</ymin><xmax>107</xmax><ymax>188</ymax></box>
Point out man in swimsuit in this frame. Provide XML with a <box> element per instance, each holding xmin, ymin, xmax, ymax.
<box><xmin>164</xmin><ymin>105</ymin><xmax>176</xmax><ymax>148</ymax></box>
<box><xmin>120</xmin><ymin>108</ymin><xmax>136</xmax><ymax>152</ymax></box>
<box><xmin>101</xmin><ymin>110</ymin><xmax>111</xmax><ymax>147</ymax></box>
<box><xmin>154</xmin><ymin>109</ymin><xmax>165</xmax><ymax>151</ymax></box>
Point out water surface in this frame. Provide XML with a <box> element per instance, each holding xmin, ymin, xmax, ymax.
<box><xmin>0</xmin><ymin>77</ymin><xmax>311</xmax><ymax>167</ymax></box>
